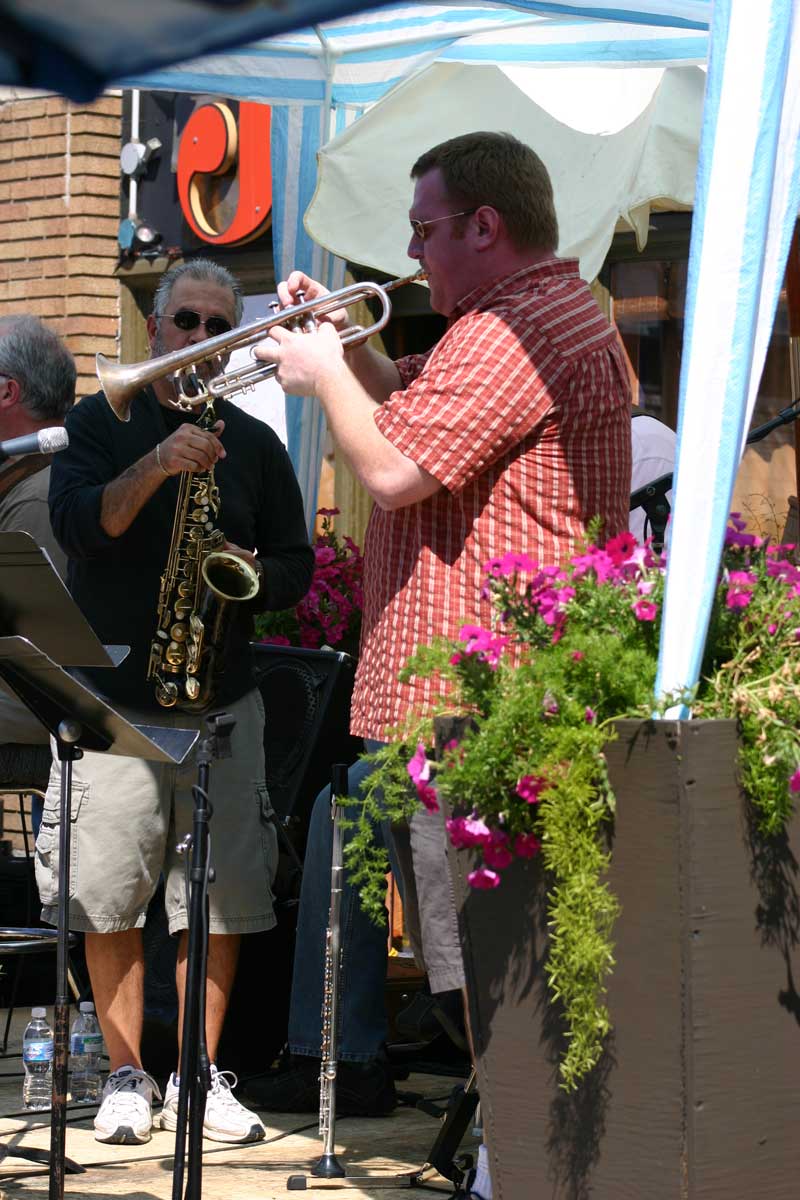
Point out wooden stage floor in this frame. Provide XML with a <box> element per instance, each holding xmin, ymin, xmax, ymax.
<box><xmin>0</xmin><ymin>1009</ymin><xmax>475</xmax><ymax>1200</ymax></box>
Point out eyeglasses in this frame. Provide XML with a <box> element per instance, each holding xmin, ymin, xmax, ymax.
<box><xmin>161</xmin><ymin>309</ymin><xmax>233</xmax><ymax>337</ymax></box>
<box><xmin>409</xmin><ymin>209</ymin><xmax>477</xmax><ymax>240</ymax></box>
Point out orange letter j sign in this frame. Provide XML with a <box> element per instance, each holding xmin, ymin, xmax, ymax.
<box><xmin>177</xmin><ymin>101</ymin><xmax>272</xmax><ymax>246</ymax></box>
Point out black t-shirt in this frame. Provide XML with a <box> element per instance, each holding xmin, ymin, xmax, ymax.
<box><xmin>48</xmin><ymin>388</ymin><xmax>314</xmax><ymax>711</ymax></box>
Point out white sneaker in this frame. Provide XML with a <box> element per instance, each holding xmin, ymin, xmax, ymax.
<box><xmin>94</xmin><ymin>1066</ymin><xmax>161</xmax><ymax>1145</ymax></box>
<box><xmin>160</xmin><ymin>1065</ymin><xmax>265</xmax><ymax>1145</ymax></box>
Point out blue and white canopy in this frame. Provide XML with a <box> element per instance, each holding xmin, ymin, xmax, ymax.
<box><xmin>118</xmin><ymin>0</ymin><xmax>800</xmax><ymax>712</ymax></box>
<box><xmin>122</xmin><ymin>2</ymin><xmax>711</xmax><ymax>531</ymax></box>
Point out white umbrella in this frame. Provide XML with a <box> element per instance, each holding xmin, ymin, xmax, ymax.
<box><xmin>305</xmin><ymin>60</ymin><xmax>704</xmax><ymax>284</ymax></box>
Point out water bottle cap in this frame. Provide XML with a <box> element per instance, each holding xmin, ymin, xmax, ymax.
<box><xmin>79</xmin><ymin>1002</ymin><xmax>95</xmax><ymax>1013</ymax></box>
<box><xmin>31</xmin><ymin>1007</ymin><xmax>46</xmax><ymax>1018</ymax></box>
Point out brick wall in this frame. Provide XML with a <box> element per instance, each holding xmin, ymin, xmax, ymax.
<box><xmin>0</xmin><ymin>93</ymin><xmax>122</xmax><ymax>398</ymax></box>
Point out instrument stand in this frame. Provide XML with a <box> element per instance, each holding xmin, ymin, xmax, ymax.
<box><xmin>287</xmin><ymin>1069</ymin><xmax>478</xmax><ymax>1193</ymax></box>
<box><xmin>48</xmin><ymin>719</ymin><xmax>84</xmax><ymax>1200</ymax></box>
<box><xmin>171</xmin><ymin>711</ymin><xmax>235</xmax><ymax>1200</ymax></box>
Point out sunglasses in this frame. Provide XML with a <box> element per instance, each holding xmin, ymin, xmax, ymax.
<box><xmin>162</xmin><ymin>309</ymin><xmax>233</xmax><ymax>337</ymax></box>
<box><xmin>410</xmin><ymin>208</ymin><xmax>477</xmax><ymax>241</ymax></box>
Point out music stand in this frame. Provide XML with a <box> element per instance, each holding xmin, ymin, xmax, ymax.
<box><xmin>0</xmin><ymin>535</ymin><xmax>199</xmax><ymax>1200</ymax></box>
<box><xmin>0</xmin><ymin>532</ymin><xmax>126</xmax><ymax>670</ymax></box>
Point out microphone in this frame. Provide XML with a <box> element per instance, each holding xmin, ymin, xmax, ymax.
<box><xmin>0</xmin><ymin>427</ymin><xmax>69</xmax><ymax>464</ymax></box>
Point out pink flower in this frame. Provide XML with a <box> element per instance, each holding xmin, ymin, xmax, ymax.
<box><xmin>446</xmin><ymin>815</ymin><xmax>492</xmax><ymax>849</ymax></box>
<box><xmin>571</xmin><ymin>650</ymin><xmax>584</xmax><ymax>661</ymax></box>
<box><xmin>407</xmin><ymin>742</ymin><xmax>430</xmax><ymax>785</ymax></box>
<box><xmin>317</xmin><ymin>506</ymin><xmax>340</xmax><ymax>517</ymax></box>
<box><xmin>632</xmin><ymin>598</ymin><xmax>658</xmax><ymax>622</ymax></box>
<box><xmin>725</xmin><ymin>527</ymin><xmax>762</xmax><ymax>549</ymax></box>
<box><xmin>514</xmin><ymin>832</ymin><xmax>541</xmax><ymax>859</ymax></box>
<box><xmin>516</xmin><ymin>775</ymin><xmax>547</xmax><ymax>804</ymax></box>
<box><xmin>726</xmin><ymin>589</ymin><xmax>752</xmax><ymax>610</ymax></box>
<box><xmin>260</xmin><ymin>634</ymin><xmax>291</xmax><ymax>646</ymax></box>
<box><xmin>458</xmin><ymin>624</ymin><xmax>510</xmax><ymax>669</ymax></box>
<box><xmin>416</xmin><ymin>782</ymin><xmax>440</xmax><ymax>813</ymax></box>
<box><xmin>483</xmin><ymin>832</ymin><xmax>513</xmax><ymax>870</ymax></box>
<box><xmin>605</xmin><ymin>532</ymin><xmax>637</xmax><ymax>564</ymax></box>
<box><xmin>789</xmin><ymin>768</ymin><xmax>800</xmax><ymax>794</ymax></box>
<box><xmin>468</xmin><ymin>867</ymin><xmax>501</xmax><ymax>890</ymax></box>
<box><xmin>483</xmin><ymin>551</ymin><xmax>539</xmax><ymax>578</ymax></box>
<box><xmin>585</xmin><ymin>706</ymin><xmax>596</xmax><ymax>723</ymax></box>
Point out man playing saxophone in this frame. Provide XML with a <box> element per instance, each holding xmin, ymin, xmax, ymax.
<box><xmin>38</xmin><ymin>259</ymin><xmax>314</xmax><ymax>1147</ymax></box>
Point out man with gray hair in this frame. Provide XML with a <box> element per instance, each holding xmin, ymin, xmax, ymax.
<box><xmin>0</xmin><ymin>314</ymin><xmax>75</xmax><ymax>742</ymax></box>
<box><xmin>41</xmin><ymin>259</ymin><xmax>314</xmax><ymax>1147</ymax></box>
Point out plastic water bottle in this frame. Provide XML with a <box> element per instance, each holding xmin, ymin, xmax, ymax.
<box><xmin>22</xmin><ymin>1007</ymin><xmax>53</xmax><ymax>1110</ymax></box>
<box><xmin>69</xmin><ymin>1001</ymin><xmax>103</xmax><ymax>1103</ymax></box>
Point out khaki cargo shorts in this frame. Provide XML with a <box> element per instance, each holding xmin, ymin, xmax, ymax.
<box><xmin>35</xmin><ymin>689</ymin><xmax>278</xmax><ymax>935</ymax></box>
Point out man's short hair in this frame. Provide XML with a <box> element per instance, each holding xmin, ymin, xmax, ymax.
<box><xmin>411</xmin><ymin>131</ymin><xmax>558</xmax><ymax>253</ymax></box>
<box><xmin>0</xmin><ymin>315</ymin><xmax>76</xmax><ymax>421</ymax></box>
<box><xmin>152</xmin><ymin>258</ymin><xmax>244</xmax><ymax>326</ymax></box>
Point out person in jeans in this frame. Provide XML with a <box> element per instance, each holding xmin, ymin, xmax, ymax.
<box><xmin>245</xmin><ymin>133</ymin><xmax>632</xmax><ymax>1145</ymax></box>
<box><xmin>39</xmin><ymin>259</ymin><xmax>314</xmax><ymax>1146</ymax></box>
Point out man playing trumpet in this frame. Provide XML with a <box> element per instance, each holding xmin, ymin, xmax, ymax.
<box><xmin>245</xmin><ymin>132</ymin><xmax>631</xmax><ymax>1195</ymax></box>
<box><xmin>38</xmin><ymin>259</ymin><xmax>313</xmax><ymax>1146</ymax></box>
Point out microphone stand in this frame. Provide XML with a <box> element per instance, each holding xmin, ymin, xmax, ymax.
<box><xmin>628</xmin><ymin>398</ymin><xmax>800</xmax><ymax>552</ymax></box>
<box><xmin>171</xmin><ymin>711</ymin><xmax>235</xmax><ymax>1200</ymax></box>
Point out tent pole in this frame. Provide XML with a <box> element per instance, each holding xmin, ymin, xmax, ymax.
<box><xmin>314</xmin><ymin>23</ymin><xmax>336</xmax><ymax>286</ymax></box>
<box><xmin>784</xmin><ymin>223</ymin><xmax>800</xmax><ymax>519</ymax></box>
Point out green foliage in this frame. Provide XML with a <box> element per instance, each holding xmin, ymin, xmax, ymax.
<box><xmin>341</xmin><ymin>737</ymin><xmax>427</xmax><ymax>923</ymax></box>
<box><xmin>345</xmin><ymin>522</ymin><xmax>800</xmax><ymax>1091</ymax></box>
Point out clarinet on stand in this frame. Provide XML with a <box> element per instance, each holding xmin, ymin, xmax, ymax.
<box><xmin>311</xmin><ymin>761</ymin><xmax>348</xmax><ymax>1180</ymax></box>
<box><xmin>287</xmin><ymin>766</ymin><xmax>412</xmax><ymax>1192</ymax></box>
<box><xmin>286</xmin><ymin>764</ymin><xmax>474</xmax><ymax>1193</ymax></box>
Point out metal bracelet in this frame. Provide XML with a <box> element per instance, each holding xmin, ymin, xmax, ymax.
<box><xmin>155</xmin><ymin>442</ymin><xmax>171</xmax><ymax>478</ymax></box>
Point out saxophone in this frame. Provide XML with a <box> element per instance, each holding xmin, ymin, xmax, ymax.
<box><xmin>147</xmin><ymin>399</ymin><xmax>261</xmax><ymax>711</ymax></box>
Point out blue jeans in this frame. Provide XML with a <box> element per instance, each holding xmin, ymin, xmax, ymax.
<box><xmin>288</xmin><ymin>742</ymin><xmax>401</xmax><ymax>1062</ymax></box>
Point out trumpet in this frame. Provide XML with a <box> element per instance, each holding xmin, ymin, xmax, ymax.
<box><xmin>97</xmin><ymin>270</ymin><xmax>427</xmax><ymax>421</ymax></box>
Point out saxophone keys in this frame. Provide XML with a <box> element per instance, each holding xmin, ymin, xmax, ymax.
<box><xmin>165</xmin><ymin>640</ymin><xmax>186</xmax><ymax>667</ymax></box>
<box><xmin>170</xmin><ymin>622</ymin><xmax>188</xmax><ymax>642</ymax></box>
<box><xmin>155</xmin><ymin>681</ymin><xmax>178</xmax><ymax>707</ymax></box>
<box><xmin>185</xmin><ymin>677</ymin><xmax>201</xmax><ymax>701</ymax></box>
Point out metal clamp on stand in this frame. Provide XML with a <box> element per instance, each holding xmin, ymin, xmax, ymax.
<box><xmin>171</xmin><ymin>710</ymin><xmax>235</xmax><ymax>1200</ymax></box>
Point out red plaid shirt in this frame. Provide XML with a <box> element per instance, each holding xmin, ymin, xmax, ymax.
<box><xmin>350</xmin><ymin>257</ymin><xmax>632</xmax><ymax>741</ymax></box>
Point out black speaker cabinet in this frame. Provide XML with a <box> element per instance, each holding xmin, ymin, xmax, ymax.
<box><xmin>251</xmin><ymin>642</ymin><xmax>363</xmax><ymax>832</ymax></box>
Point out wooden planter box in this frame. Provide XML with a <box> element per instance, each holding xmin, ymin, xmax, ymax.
<box><xmin>444</xmin><ymin>719</ymin><xmax>800</xmax><ymax>1200</ymax></box>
